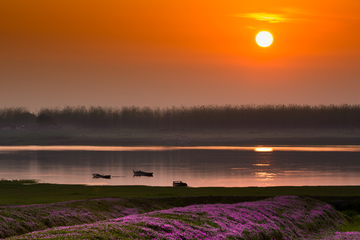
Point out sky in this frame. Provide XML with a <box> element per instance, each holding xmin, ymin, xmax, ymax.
<box><xmin>1</xmin><ymin>0</ymin><xmax>359</xmax><ymax>111</ymax></box>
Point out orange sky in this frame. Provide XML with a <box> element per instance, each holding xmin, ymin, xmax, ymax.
<box><xmin>1</xmin><ymin>0</ymin><xmax>359</xmax><ymax>111</ymax></box>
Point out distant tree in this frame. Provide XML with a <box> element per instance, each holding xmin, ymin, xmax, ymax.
<box><xmin>36</xmin><ymin>113</ymin><xmax>53</xmax><ymax>125</ymax></box>
<box><xmin>0</xmin><ymin>107</ymin><xmax>36</xmax><ymax>125</ymax></box>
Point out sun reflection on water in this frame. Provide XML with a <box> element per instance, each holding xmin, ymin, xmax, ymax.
<box><xmin>0</xmin><ymin>145</ymin><xmax>360</xmax><ymax>152</ymax></box>
<box><xmin>254</xmin><ymin>147</ymin><xmax>273</xmax><ymax>152</ymax></box>
<box><xmin>255</xmin><ymin>171</ymin><xmax>276</xmax><ymax>181</ymax></box>
<box><xmin>253</xmin><ymin>163</ymin><xmax>270</xmax><ymax>166</ymax></box>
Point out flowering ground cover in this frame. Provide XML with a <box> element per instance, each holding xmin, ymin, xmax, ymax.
<box><xmin>0</xmin><ymin>197</ymin><xmax>170</xmax><ymax>239</ymax></box>
<box><xmin>329</xmin><ymin>232</ymin><xmax>360</xmax><ymax>239</ymax></box>
<box><xmin>4</xmin><ymin>196</ymin><xmax>351</xmax><ymax>239</ymax></box>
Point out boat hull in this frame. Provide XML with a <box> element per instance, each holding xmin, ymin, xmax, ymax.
<box><xmin>133</xmin><ymin>170</ymin><xmax>153</xmax><ymax>177</ymax></box>
<box><xmin>92</xmin><ymin>173</ymin><xmax>111</xmax><ymax>179</ymax></box>
<box><xmin>173</xmin><ymin>181</ymin><xmax>187</xmax><ymax>187</ymax></box>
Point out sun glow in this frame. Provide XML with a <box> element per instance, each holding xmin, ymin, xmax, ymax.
<box><xmin>254</xmin><ymin>147</ymin><xmax>273</xmax><ymax>152</ymax></box>
<box><xmin>256</xmin><ymin>31</ymin><xmax>273</xmax><ymax>47</ymax></box>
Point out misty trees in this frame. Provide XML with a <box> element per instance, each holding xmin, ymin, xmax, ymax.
<box><xmin>0</xmin><ymin>107</ymin><xmax>35</xmax><ymax>126</ymax></box>
<box><xmin>1</xmin><ymin>105</ymin><xmax>360</xmax><ymax>129</ymax></box>
<box><xmin>36</xmin><ymin>113</ymin><xmax>53</xmax><ymax>125</ymax></box>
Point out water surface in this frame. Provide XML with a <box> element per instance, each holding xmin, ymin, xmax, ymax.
<box><xmin>0</xmin><ymin>145</ymin><xmax>359</xmax><ymax>187</ymax></box>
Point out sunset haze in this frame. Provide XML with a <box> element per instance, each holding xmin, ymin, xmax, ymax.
<box><xmin>1</xmin><ymin>0</ymin><xmax>359</xmax><ymax>111</ymax></box>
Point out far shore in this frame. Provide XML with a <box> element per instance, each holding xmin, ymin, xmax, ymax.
<box><xmin>0</xmin><ymin>127</ymin><xmax>360</xmax><ymax>146</ymax></box>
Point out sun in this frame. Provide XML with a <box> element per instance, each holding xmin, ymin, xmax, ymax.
<box><xmin>256</xmin><ymin>31</ymin><xmax>273</xmax><ymax>47</ymax></box>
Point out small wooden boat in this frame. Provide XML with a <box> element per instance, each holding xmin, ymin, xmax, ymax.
<box><xmin>133</xmin><ymin>170</ymin><xmax>153</xmax><ymax>177</ymax></box>
<box><xmin>173</xmin><ymin>181</ymin><xmax>187</xmax><ymax>187</ymax></box>
<box><xmin>92</xmin><ymin>173</ymin><xmax>111</xmax><ymax>179</ymax></box>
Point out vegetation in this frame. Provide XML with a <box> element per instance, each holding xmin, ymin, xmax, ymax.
<box><xmin>1</xmin><ymin>127</ymin><xmax>359</xmax><ymax>146</ymax></box>
<box><xmin>1</xmin><ymin>196</ymin><xmax>348</xmax><ymax>239</ymax></box>
<box><xmin>340</xmin><ymin>214</ymin><xmax>360</xmax><ymax>232</ymax></box>
<box><xmin>3</xmin><ymin>180</ymin><xmax>360</xmax><ymax>205</ymax></box>
<box><xmin>36</xmin><ymin>113</ymin><xmax>54</xmax><ymax>125</ymax></box>
<box><xmin>2</xmin><ymin>181</ymin><xmax>360</xmax><ymax>238</ymax></box>
<box><xmin>0</xmin><ymin>107</ymin><xmax>35</xmax><ymax>126</ymax></box>
<box><xmin>1</xmin><ymin>104</ymin><xmax>360</xmax><ymax>129</ymax></box>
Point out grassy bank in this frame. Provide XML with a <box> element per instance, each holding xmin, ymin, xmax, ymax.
<box><xmin>1</xmin><ymin>127</ymin><xmax>360</xmax><ymax>146</ymax></box>
<box><xmin>3</xmin><ymin>196</ymin><xmax>347</xmax><ymax>239</ymax></box>
<box><xmin>4</xmin><ymin>180</ymin><xmax>360</xmax><ymax>224</ymax></box>
<box><xmin>2</xmin><ymin>181</ymin><xmax>360</xmax><ymax>238</ymax></box>
<box><xmin>2</xmin><ymin>180</ymin><xmax>360</xmax><ymax>205</ymax></box>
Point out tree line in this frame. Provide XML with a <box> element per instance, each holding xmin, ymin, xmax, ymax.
<box><xmin>0</xmin><ymin>105</ymin><xmax>359</xmax><ymax>129</ymax></box>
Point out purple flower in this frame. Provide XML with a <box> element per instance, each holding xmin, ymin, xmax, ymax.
<box><xmin>5</xmin><ymin>196</ymin><xmax>351</xmax><ymax>239</ymax></box>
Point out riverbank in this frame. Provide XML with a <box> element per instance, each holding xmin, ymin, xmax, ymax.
<box><xmin>1</xmin><ymin>128</ymin><xmax>360</xmax><ymax>146</ymax></box>
<box><xmin>2</xmin><ymin>181</ymin><xmax>360</xmax><ymax>238</ymax></box>
<box><xmin>1</xmin><ymin>196</ymin><xmax>348</xmax><ymax>239</ymax></box>
<box><xmin>2</xmin><ymin>180</ymin><xmax>360</xmax><ymax>205</ymax></box>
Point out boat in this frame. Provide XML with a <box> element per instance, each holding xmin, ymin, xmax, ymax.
<box><xmin>173</xmin><ymin>181</ymin><xmax>187</xmax><ymax>187</ymax></box>
<box><xmin>92</xmin><ymin>173</ymin><xmax>111</xmax><ymax>179</ymax></box>
<box><xmin>133</xmin><ymin>170</ymin><xmax>153</xmax><ymax>177</ymax></box>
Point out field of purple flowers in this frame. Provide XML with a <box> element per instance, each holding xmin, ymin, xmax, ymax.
<box><xmin>3</xmin><ymin>196</ymin><xmax>354</xmax><ymax>239</ymax></box>
<box><xmin>0</xmin><ymin>197</ymin><xmax>170</xmax><ymax>239</ymax></box>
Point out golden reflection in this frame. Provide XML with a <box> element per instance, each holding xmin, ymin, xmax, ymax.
<box><xmin>255</xmin><ymin>171</ymin><xmax>276</xmax><ymax>181</ymax></box>
<box><xmin>0</xmin><ymin>145</ymin><xmax>360</xmax><ymax>152</ymax></box>
<box><xmin>254</xmin><ymin>147</ymin><xmax>273</xmax><ymax>152</ymax></box>
<box><xmin>253</xmin><ymin>163</ymin><xmax>270</xmax><ymax>166</ymax></box>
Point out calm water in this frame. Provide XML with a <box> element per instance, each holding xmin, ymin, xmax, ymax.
<box><xmin>0</xmin><ymin>146</ymin><xmax>360</xmax><ymax>187</ymax></box>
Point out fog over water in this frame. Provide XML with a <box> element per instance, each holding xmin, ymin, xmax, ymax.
<box><xmin>1</xmin><ymin>146</ymin><xmax>360</xmax><ymax>187</ymax></box>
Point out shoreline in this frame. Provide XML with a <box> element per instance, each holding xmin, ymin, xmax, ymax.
<box><xmin>1</xmin><ymin>137</ymin><xmax>360</xmax><ymax>146</ymax></box>
<box><xmin>2</xmin><ymin>183</ymin><xmax>360</xmax><ymax>205</ymax></box>
<box><xmin>1</xmin><ymin>144</ymin><xmax>360</xmax><ymax>152</ymax></box>
<box><xmin>1</xmin><ymin>127</ymin><xmax>360</xmax><ymax>146</ymax></box>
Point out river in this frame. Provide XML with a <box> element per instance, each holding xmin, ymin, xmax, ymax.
<box><xmin>1</xmin><ymin>145</ymin><xmax>360</xmax><ymax>187</ymax></box>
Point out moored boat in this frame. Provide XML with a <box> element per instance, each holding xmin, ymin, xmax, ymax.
<box><xmin>173</xmin><ymin>181</ymin><xmax>187</xmax><ymax>187</ymax></box>
<box><xmin>133</xmin><ymin>170</ymin><xmax>153</xmax><ymax>177</ymax></box>
<box><xmin>92</xmin><ymin>173</ymin><xmax>111</xmax><ymax>179</ymax></box>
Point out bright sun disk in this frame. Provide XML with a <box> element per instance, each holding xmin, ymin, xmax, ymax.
<box><xmin>256</xmin><ymin>31</ymin><xmax>273</xmax><ymax>47</ymax></box>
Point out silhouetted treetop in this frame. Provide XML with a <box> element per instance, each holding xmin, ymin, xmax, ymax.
<box><xmin>1</xmin><ymin>105</ymin><xmax>360</xmax><ymax>129</ymax></box>
<box><xmin>36</xmin><ymin>113</ymin><xmax>53</xmax><ymax>125</ymax></box>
